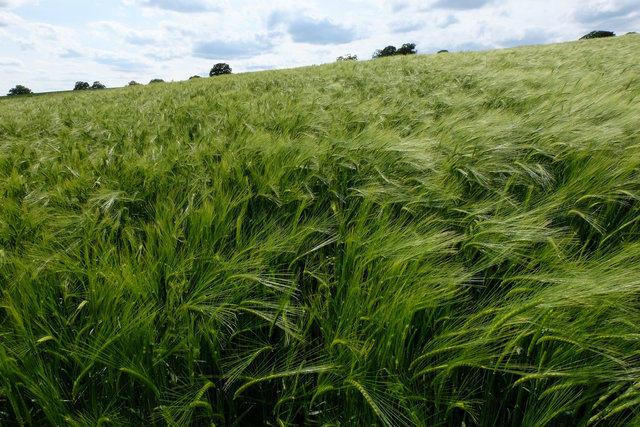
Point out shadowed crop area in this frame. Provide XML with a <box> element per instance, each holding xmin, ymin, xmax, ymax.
<box><xmin>1</xmin><ymin>35</ymin><xmax>640</xmax><ymax>426</ymax></box>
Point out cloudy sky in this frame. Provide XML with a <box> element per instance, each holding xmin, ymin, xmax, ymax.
<box><xmin>1</xmin><ymin>0</ymin><xmax>638</xmax><ymax>93</ymax></box>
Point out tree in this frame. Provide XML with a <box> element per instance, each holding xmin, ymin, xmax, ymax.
<box><xmin>373</xmin><ymin>45</ymin><xmax>397</xmax><ymax>58</ymax></box>
<box><xmin>373</xmin><ymin>43</ymin><xmax>417</xmax><ymax>58</ymax></box>
<box><xmin>397</xmin><ymin>43</ymin><xmax>417</xmax><ymax>55</ymax></box>
<box><xmin>74</xmin><ymin>81</ymin><xmax>90</xmax><ymax>91</ymax></box>
<box><xmin>579</xmin><ymin>30</ymin><xmax>615</xmax><ymax>40</ymax></box>
<box><xmin>127</xmin><ymin>81</ymin><xmax>141</xmax><ymax>86</ymax></box>
<box><xmin>7</xmin><ymin>85</ymin><xmax>32</xmax><ymax>96</ymax></box>
<box><xmin>91</xmin><ymin>81</ymin><xmax>106</xmax><ymax>90</ymax></box>
<box><xmin>149</xmin><ymin>79</ymin><xmax>165</xmax><ymax>84</ymax></box>
<box><xmin>337</xmin><ymin>54</ymin><xmax>357</xmax><ymax>61</ymax></box>
<box><xmin>209</xmin><ymin>63</ymin><xmax>232</xmax><ymax>76</ymax></box>
<box><xmin>189</xmin><ymin>75</ymin><xmax>202</xmax><ymax>80</ymax></box>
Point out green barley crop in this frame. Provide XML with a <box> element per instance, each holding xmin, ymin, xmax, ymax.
<box><xmin>1</xmin><ymin>34</ymin><xmax>639</xmax><ymax>425</ymax></box>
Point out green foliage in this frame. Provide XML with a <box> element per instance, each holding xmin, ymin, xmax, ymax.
<box><xmin>580</xmin><ymin>30</ymin><xmax>616</xmax><ymax>40</ymax></box>
<box><xmin>337</xmin><ymin>54</ymin><xmax>358</xmax><ymax>61</ymax></box>
<box><xmin>127</xmin><ymin>81</ymin><xmax>141</xmax><ymax>86</ymax></box>
<box><xmin>73</xmin><ymin>81</ymin><xmax>106</xmax><ymax>91</ymax></box>
<box><xmin>73</xmin><ymin>81</ymin><xmax>90</xmax><ymax>90</ymax></box>
<box><xmin>373</xmin><ymin>45</ymin><xmax>397</xmax><ymax>58</ymax></box>
<box><xmin>1</xmin><ymin>35</ymin><xmax>640</xmax><ymax>426</ymax></box>
<box><xmin>7</xmin><ymin>85</ymin><xmax>32</xmax><ymax>96</ymax></box>
<box><xmin>149</xmin><ymin>78</ymin><xmax>165</xmax><ymax>84</ymax></box>
<box><xmin>210</xmin><ymin>63</ymin><xmax>232</xmax><ymax>76</ymax></box>
<box><xmin>374</xmin><ymin>43</ymin><xmax>416</xmax><ymax>58</ymax></box>
<box><xmin>397</xmin><ymin>42</ymin><xmax>417</xmax><ymax>55</ymax></box>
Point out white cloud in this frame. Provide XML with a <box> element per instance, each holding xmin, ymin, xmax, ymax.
<box><xmin>431</xmin><ymin>0</ymin><xmax>494</xmax><ymax>10</ymax></box>
<box><xmin>91</xmin><ymin>21</ymin><xmax>173</xmax><ymax>47</ymax></box>
<box><xmin>287</xmin><ymin>15</ymin><xmax>359</xmax><ymax>44</ymax></box>
<box><xmin>437</xmin><ymin>14</ymin><xmax>459</xmax><ymax>28</ymax></box>
<box><xmin>0</xmin><ymin>56</ymin><xmax>22</xmax><ymax>66</ymax></box>
<box><xmin>123</xmin><ymin>0</ymin><xmax>221</xmax><ymax>13</ymax></box>
<box><xmin>93</xmin><ymin>52</ymin><xmax>152</xmax><ymax>73</ymax></box>
<box><xmin>0</xmin><ymin>10</ymin><xmax>21</xmax><ymax>26</ymax></box>
<box><xmin>390</xmin><ymin>1</ymin><xmax>410</xmax><ymax>13</ymax></box>
<box><xmin>389</xmin><ymin>20</ymin><xmax>425</xmax><ymax>33</ymax></box>
<box><xmin>499</xmin><ymin>28</ymin><xmax>557</xmax><ymax>48</ymax></box>
<box><xmin>2</xmin><ymin>0</ymin><xmax>640</xmax><ymax>93</ymax></box>
<box><xmin>2</xmin><ymin>18</ymin><xmax>83</xmax><ymax>57</ymax></box>
<box><xmin>193</xmin><ymin>36</ymin><xmax>274</xmax><ymax>59</ymax></box>
<box><xmin>574</xmin><ymin>0</ymin><xmax>639</xmax><ymax>31</ymax></box>
<box><xmin>0</xmin><ymin>0</ymin><xmax>37</xmax><ymax>9</ymax></box>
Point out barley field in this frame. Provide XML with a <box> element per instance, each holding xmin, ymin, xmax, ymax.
<box><xmin>1</xmin><ymin>34</ymin><xmax>639</xmax><ymax>426</ymax></box>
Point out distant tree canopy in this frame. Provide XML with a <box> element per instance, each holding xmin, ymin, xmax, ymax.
<box><xmin>210</xmin><ymin>63</ymin><xmax>232</xmax><ymax>76</ymax></box>
<box><xmin>438</xmin><ymin>49</ymin><xmax>449</xmax><ymax>53</ymax></box>
<box><xmin>337</xmin><ymin>54</ymin><xmax>357</xmax><ymax>61</ymax></box>
<box><xmin>397</xmin><ymin>43</ymin><xmax>417</xmax><ymax>55</ymax></box>
<box><xmin>580</xmin><ymin>30</ymin><xmax>615</xmax><ymax>40</ymax></box>
<box><xmin>7</xmin><ymin>85</ymin><xmax>32</xmax><ymax>96</ymax></box>
<box><xmin>74</xmin><ymin>81</ymin><xmax>105</xmax><ymax>90</ymax></box>
<box><xmin>189</xmin><ymin>75</ymin><xmax>202</xmax><ymax>80</ymax></box>
<box><xmin>373</xmin><ymin>45</ymin><xmax>396</xmax><ymax>58</ymax></box>
<box><xmin>128</xmin><ymin>81</ymin><xmax>141</xmax><ymax>86</ymax></box>
<box><xmin>149</xmin><ymin>79</ymin><xmax>165</xmax><ymax>84</ymax></box>
<box><xmin>74</xmin><ymin>81</ymin><xmax>90</xmax><ymax>91</ymax></box>
<box><xmin>373</xmin><ymin>43</ymin><xmax>416</xmax><ymax>58</ymax></box>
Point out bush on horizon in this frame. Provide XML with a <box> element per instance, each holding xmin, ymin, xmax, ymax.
<box><xmin>7</xmin><ymin>84</ymin><xmax>32</xmax><ymax>96</ymax></box>
<box><xmin>580</xmin><ymin>30</ymin><xmax>615</xmax><ymax>39</ymax></box>
<box><xmin>210</xmin><ymin>63</ymin><xmax>232</xmax><ymax>76</ymax></box>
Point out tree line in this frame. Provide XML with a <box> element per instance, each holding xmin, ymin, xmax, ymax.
<box><xmin>336</xmin><ymin>42</ymin><xmax>417</xmax><ymax>62</ymax></box>
<box><xmin>73</xmin><ymin>81</ymin><xmax>106</xmax><ymax>91</ymax></box>
<box><xmin>5</xmin><ymin>31</ymin><xmax>627</xmax><ymax>96</ymax></box>
<box><xmin>336</xmin><ymin>30</ymin><xmax>625</xmax><ymax>63</ymax></box>
<box><xmin>6</xmin><ymin>63</ymin><xmax>233</xmax><ymax>96</ymax></box>
<box><xmin>373</xmin><ymin>42</ymin><xmax>417</xmax><ymax>58</ymax></box>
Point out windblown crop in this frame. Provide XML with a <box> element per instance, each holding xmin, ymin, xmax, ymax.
<box><xmin>1</xmin><ymin>35</ymin><xmax>639</xmax><ymax>425</ymax></box>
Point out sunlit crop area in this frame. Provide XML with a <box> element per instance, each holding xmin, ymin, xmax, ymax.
<box><xmin>1</xmin><ymin>35</ymin><xmax>639</xmax><ymax>425</ymax></box>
